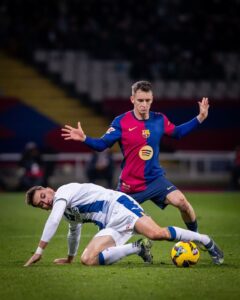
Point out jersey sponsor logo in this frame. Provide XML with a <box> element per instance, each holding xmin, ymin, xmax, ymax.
<box><xmin>64</xmin><ymin>207</ymin><xmax>83</xmax><ymax>222</ymax></box>
<box><xmin>142</xmin><ymin>129</ymin><xmax>150</xmax><ymax>138</ymax></box>
<box><xmin>128</xmin><ymin>126</ymin><xmax>138</xmax><ymax>132</ymax></box>
<box><xmin>167</xmin><ymin>186</ymin><xmax>174</xmax><ymax>191</ymax></box>
<box><xmin>106</xmin><ymin>127</ymin><xmax>115</xmax><ymax>134</ymax></box>
<box><xmin>139</xmin><ymin>145</ymin><xmax>153</xmax><ymax>160</ymax></box>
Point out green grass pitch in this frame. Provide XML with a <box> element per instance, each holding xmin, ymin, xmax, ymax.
<box><xmin>0</xmin><ymin>191</ymin><xmax>240</xmax><ymax>300</ymax></box>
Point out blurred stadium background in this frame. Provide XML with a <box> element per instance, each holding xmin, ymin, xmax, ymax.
<box><xmin>0</xmin><ymin>0</ymin><xmax>240</xmax><ymax>191</ymax></box>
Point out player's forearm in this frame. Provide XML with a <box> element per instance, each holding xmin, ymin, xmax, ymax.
<box><xmin>68</xmin><ymin>237</ymin><xmax>80</xmax><ymax>257</ymax></box>
<box><xmin>40</xmin><ymin>201</ymin><xmax>66</xmax><ymax>243</ymax></box>
<box><xmin>67</xmin><ymin>224</ymin><xmax>82</xmax><ymax>256</ymax></box>
<box><xmin>84</xmin><ymin>136</ymin><xmax>109</xmax><ymax>151</ymax></box>
<box><xmin>173</xmin><ymin>117</ymin><xmax>200</xmax><ymax>138</ymax></box>
<box><xmin>40</xmin><ymin>216</ymin><xmax>62</xmax><ymax>243</ymax></box>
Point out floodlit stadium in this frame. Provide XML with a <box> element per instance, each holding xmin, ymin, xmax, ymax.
<box><xmin>0</xmin><ymin>1</ymin><xmax>240</xmax><ymax>300</ymax></box>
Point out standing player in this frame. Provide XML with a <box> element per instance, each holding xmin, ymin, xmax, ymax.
<box><xmin>61</xmin><ymin>81</ymin><xmax>210</xmax><ymax>233</ymax></box>
<box><xmin>23</xmin><ymin>182</ymin><xmax>223</xmax><ymax>267</ymax></box>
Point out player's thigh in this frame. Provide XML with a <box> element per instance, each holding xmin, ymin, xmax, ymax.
<box><xmin>134</xmin><ymin>215</ymin><xmax>170</xmax><ymax>240</ymax></box>
<box><xmin>164</xmin><ymin>189</ymin><xmax>187</xmax><ymax>207</ymax></box>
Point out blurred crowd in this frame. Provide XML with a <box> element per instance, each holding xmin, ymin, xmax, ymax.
<box><xmin>0</xmin><ymin>0</ymin><xmax>239</xmax><ymax>80</ymax></box>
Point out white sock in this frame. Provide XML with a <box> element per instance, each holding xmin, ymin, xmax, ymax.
<box><xmin>99</xmin><ymin>243</ymin><xmax>140</xmax><ymax>265</ymax></box>
<box><xmin>170</xmin><ymin>226</ymin><xmax>211</xmax><ymax>245</ymax></box>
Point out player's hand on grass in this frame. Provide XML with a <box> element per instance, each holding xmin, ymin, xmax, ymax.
<box><xmin>53</xmin><ymin>256</ymin><xmax>74</xmax><ymax>265</ymax></box>
<box><xmin>61</xmin><ymin>121</ymin><xmax>86</xmax><ymax>142</ymax></box>
<box><xmin>24</xmin><ymin>254</ymin><xmax>42</xmax><ymax>267</ymax></box>
<box><xmin>197</xmin><ymin>97</ymin><xmax>209</xmax><ymax>123</ymax></box>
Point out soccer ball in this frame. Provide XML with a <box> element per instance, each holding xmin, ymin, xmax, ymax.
<box><xmin>171</xmin><ymin>241</ymin><xmax>200</xmax><ymax>267</ymax></box>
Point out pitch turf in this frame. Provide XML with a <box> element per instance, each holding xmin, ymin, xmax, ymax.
<box><xmin>0</xmin><ymin>191</ymin><xmax>240</xmax><ymax>300</ymax></box>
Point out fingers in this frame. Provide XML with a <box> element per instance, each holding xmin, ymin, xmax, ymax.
<box><xmin>200</xmin><ymin>97</ymin><xmax>209</xmax><ymax>104</ymax></box>
<box><xmin>198</xmin><ymin>97</ymin><xmax>209</xmax><ymax>108</ymax></box>
<box><xmin>24</xmin><ymin>254</ymin><xmax>41</xmax><ymax>267</ymax></box>
<box><xmin>63</xmin><ymin>137</ymin><xmax>73</xmax><ymax>140</ymax></box>
<box><xmin>53</xmin><ymin>258</ymin><xmax>71</xmax><ymax>265</ymax></box>
<box><xmin>63</xmin><ymin>125</ymin><xmax>74</xmax><ymax>130</ymax></box>
<box><xmin>61</xmin><ymin>129</ymin><xmax>70</xmax><ymax>133</ymax></box>
<box><xmin>61</xmin><ymin>125</ymin><xmax>73</xmax><ymax>139</ymax></box>
<box><xmin>61</xmin><ymin>122</ymin><xmax>81</xmax><ymax>134</ymax></box>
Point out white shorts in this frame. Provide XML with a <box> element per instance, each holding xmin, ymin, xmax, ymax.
<box><xmin>94</xmin><ymin>196</ymin><xmax>144</xmax><ymax>246</ymax></box>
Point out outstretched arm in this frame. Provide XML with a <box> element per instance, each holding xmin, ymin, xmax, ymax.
<box><xmin>171</xmin><ymin>97</ymin><xmax>209</xmax><ymax>138</ymax></box>
<box><xmin>24</xmin><ymin>200</ymin><xmax>67</xmax><ymax>267</ymax></box>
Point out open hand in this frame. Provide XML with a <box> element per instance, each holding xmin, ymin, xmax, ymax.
<box><xmin>53</xmin><ymin>257</ymin><xmax>74</xmax><ymax>265</ymax></box>
<box><xmin>24</xmin><ymin>253</ymin><xmax>42</xmax><ymax>267</ymax></box>
<box><xmin>61</xmin><ymin>121</ymin><xmax>86</xmax><ymax>142</ymax></box>
<box><xmin>197</xmin><ymin>97</ymin><xmax>209</xmax><ymax>123</ymax></box>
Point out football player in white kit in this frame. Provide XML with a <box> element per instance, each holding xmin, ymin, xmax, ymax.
<box><xmin>24</xmin><ymin>183</ymin><xmax>224</xmax><ymax>267</ymax></box>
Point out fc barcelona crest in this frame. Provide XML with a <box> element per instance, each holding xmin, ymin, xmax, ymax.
<box><xmin>142</xmin><ymin>129</ymin><xmax>150</xmax><ymax>138</ymax></box>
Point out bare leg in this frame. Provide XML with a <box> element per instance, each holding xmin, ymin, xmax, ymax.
<box><xmin>164</xmin><ymin>190</ymin><xmax>198</xmax><ymax>231</ymax></box>
<box><xmin>81</xmin><ymin>234</ymin><xmax>142</xmax><ymax>266</ymax></box>
<box><xmin>81</xmin><ymin>235</ymin><xmax>115</xmax><ymax>265</ymax></box>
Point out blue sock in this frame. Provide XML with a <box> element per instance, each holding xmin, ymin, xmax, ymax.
<box><xmin>168</xmin><ymin>226</ymin><xmax>176</xmax><ymax>240</ymax></box>
<box><xmin>185</xmin><ymin>220</ymin><xmax>198</xmax><ymax>232</ymax></box>
<box><xmin>205</xmin><ymin>239</ymin><xmax>214</xmax><ymax>250</ymax></box>
<box><xmin>98</xmin><ymin>252</ymin><xmax>105</xmax><ymax>265</ymax></box>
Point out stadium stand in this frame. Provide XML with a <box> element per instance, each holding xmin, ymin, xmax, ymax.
<box><xmin>0</xmin><ymin>0</ymin><xmax>239</xmax><ymax>189</ymax></box>
<box><xmin>0</xmin><ymin>52</ymin><xmax>109</xmax><ymax>153</ymax></box>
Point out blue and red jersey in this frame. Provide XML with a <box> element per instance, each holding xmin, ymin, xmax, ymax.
<box><xmin>84</xmin><ymin>111</ymin><xmax>200</xmax><ymax>194</ymax></box>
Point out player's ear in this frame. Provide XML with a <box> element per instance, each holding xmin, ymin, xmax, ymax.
<box><xmin>130</xmin><ymin>96</ymin><xmax>134</xmax><ymax>104</ymax></box>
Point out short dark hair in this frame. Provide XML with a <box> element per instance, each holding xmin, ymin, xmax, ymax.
<box><xmin>131</xmin><ymin>80</ymin><xmax>152</xmax><ymax>95</ymax></box>
<box><xmin>25</xmin><ymin>186</ymin><xmax>44</xmax><ymax>207</ymax></box>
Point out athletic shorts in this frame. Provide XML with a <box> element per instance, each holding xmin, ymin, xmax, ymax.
<box><xmin>129</xmin><ymin>175</ymin><xmax>177</xmax><ymax>209</ymax></box>
<box><xmin>94</xmin><ymin>195</ymin><xmax>144</xmax><ymax>246</ymax></box>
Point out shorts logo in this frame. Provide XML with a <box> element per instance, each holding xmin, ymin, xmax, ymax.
<box><xmin>106</xmin><ymin>127</ymin><xmax>115</xmax><ymax>134</ymax></box>
<box><xmin>142</xmin><ymin>129</ymin><xmax>150</xmax><ymax>138</ymax></box>
<box><xmin>139</xmin><ymin>145</ymin><xmax>153</xmax><ymax>160</ymax></box>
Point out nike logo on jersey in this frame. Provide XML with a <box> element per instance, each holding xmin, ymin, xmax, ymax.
<box><xmin>128</xmin><ymin>126</ymin><xmax>138</xmax><ymax>131</ymax></box>
<box><xmin>167</xmin><ymin>186</ymin><xmax>174</xmax><ymax>191</ymax></box>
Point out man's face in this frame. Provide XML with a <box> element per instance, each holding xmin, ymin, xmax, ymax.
<box><xmin>33</xmin><ymin>188</ymin><xmax>54</xmax><ymax>210</ymax></box>
<box><xmin>130</xmin><ymin>90</ymin><xmax>153</xmax><ymax>115</ymax></box>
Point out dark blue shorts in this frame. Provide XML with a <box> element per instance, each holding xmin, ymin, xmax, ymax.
<box><xmin>128</xmin><ymin>176</ymin><xmax>177</xmax><ymax>209</ymax></box>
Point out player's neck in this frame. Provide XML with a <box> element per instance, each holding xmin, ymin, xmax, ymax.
<box><xmin>133</xmin><ymin>110</ymin><xmax>149</xmax><ymax>120</ymax></box>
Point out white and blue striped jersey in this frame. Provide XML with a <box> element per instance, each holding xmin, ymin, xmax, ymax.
<box><xmin>40</xmin><ymin>183</ymin><xmax>144</xmax><ymax>244</ymax></box>
<box><xmin>55</xmin><ymin>182</ymin><xmax>126</xmax><ymax>229</ymax></box>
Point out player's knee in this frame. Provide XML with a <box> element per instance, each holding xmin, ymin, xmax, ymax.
<box><xmin>80</xmin><ymin>253</ymin><xmax>95</xmax><ymax>266</ymax></box>
<box><xmin>176</xmin><ymin>197</ymin><xmax>190</xmax><ymax>212</ymax></box>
